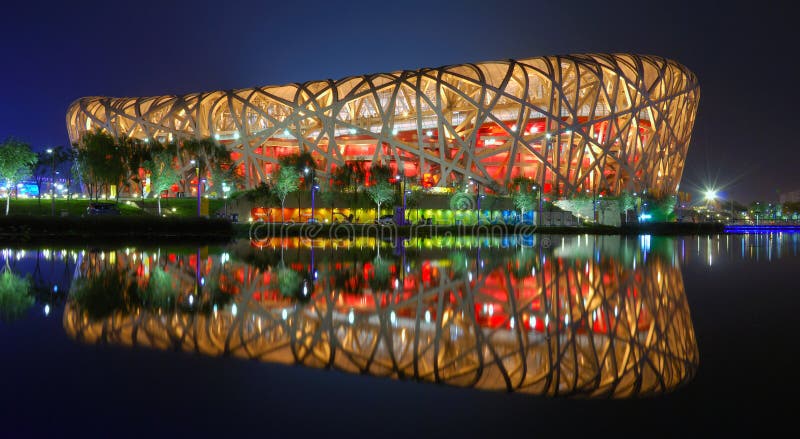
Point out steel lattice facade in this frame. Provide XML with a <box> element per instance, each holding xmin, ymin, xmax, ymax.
<box><xmin>66</xmin><ymin>53</ymin><xmax>699</xmax><ymax>196</ymax></box>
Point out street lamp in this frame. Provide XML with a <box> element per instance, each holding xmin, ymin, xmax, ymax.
<box><xmin>46</xmin><ymin>148</ymin><xmax>55</xmax><ymax>216</ymax></box>
<box><xmin>311</xmin><ymin>183</ymin><xmax>319</xmax><ymax>222</ymax></box>
<box><xmin>190</xmin><ymin>159</ymin><xmax>200</xmax><ymax>217</ymax></box>
<box><xmin>396</xmin><ymin>173</ymin><xmax>408</xmax><ymax>225</ymax></box>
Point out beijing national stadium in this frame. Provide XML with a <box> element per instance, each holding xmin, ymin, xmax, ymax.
<box><xmin>66</xmin><ymin>53</ymin><xmax>699</xmax><ymax>199</ymax></box>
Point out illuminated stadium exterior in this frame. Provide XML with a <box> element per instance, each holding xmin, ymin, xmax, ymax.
<box><xmin>66</xmin><ymin>53</ymin><xmax>699</xmax><ymax>197</ymax></box>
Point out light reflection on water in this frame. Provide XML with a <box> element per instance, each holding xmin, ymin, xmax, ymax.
<box><xmin>2</xmin><ymin>233</ymin><xmax>797</xmax><ymax>397</ymax></box>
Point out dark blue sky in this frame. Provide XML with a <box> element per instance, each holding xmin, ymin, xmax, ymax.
<box><xmin>1</xmin><ymin>0</ymin><xmax>795</xmax><ymax>201</ymax></box>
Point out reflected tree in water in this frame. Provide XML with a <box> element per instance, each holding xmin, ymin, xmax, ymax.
<box><xmin>0</xmin><ymin>267</ymin><xmax>33</xmax><ymax>323</ymax></box>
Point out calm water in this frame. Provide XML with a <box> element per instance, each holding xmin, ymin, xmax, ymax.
<box><xmin>1</xmin><ymin>234</ymin><xmax>798</xmax><ymax>437</ymax></box>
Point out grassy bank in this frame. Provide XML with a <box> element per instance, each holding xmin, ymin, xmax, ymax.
<box><xmin>4</xmin><ymin>198</ymin><xmax>229</xmax><ymax>217</ymax></box>
<box><xmin>5</xmin><ymin>198</ymin><xmax>146</xmax><ymax>216</ymax></box>
<box><xmin>0</xmin><ymin>216</ymin><xmax>234</xmax><ymax>244</ymax></box>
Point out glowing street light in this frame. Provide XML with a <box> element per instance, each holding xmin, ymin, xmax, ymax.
<box><xmin>46</xmin><ymin>148</ymin><xmax>55</xmax><ymax>216</ymax></box>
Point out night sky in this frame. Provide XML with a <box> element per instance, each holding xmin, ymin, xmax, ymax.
<box><xmin>1</xmin><ymin>0</ymin><xmax>795</xmax><ymax>202</ymax></box>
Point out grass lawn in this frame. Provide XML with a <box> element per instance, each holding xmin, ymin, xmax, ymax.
<box><xmin>136</xmin><ymin>198</ymin><xmax>227</xmax><ymax>217</ymax></box>
<box><xmin>5</xmin><ymin>198</ymin><xmax>146</xmax><ymax>216</ymax></box>
<box><xmin>5</xmin><ymin>197</ymin><xmax>230</xmax><ymax>217</ymax></box>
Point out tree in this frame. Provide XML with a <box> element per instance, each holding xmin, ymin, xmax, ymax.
<box><xmin>365</xmin><ymin>164</ymin><xmax>395</xmax><ymax>219</ymax></box>
<box><xmin>279</xmin><ymin>151</ymin><xmax>317</xmax><ymax>189</ymax></box>
<box><xmin>318</xmin><ymin>182</ymin><xmax>337</xmax><ymax>222</ymax></box>
<box><xmin>30</xmin><ymin>153</ymin><xmax>49</xmax><ymax>206</ymax></box>
<box><xmin>142</xmin><ymin>147</ymin><xmax>181</xmax><ymax>215</ymax></box>
<box><xmin>332</xmin><ymin>162</ymin><xmax>366</xmax><ymax>192</ymax></box>
<box><xmin>273</xmin><ymin>165</ymin><xmax>300</xmax><ymax>222</ymax></box>
<box><xmin>119</xmin><ymin>137</ymin><xmax>154</xmax><ymax>200</ymax></box>
<box><xmin>0</xmin><ymin>267</ymin><xmax>33</xmax><ymax>322</ymax></box>
<box><xmin>30</xmin><ymin>146</ymin><xmax>71</xmax><ymax>206</ymax></box>
<box><xmin>177</xmin><ymin>138</ymin><xmax>230</xmax><ymax>193</ymax></box>
<box><xmin>510</xmin><ymin>177</ymin><xmax>536</xmax><ymax>223</ymax></box>
<box><xmin>75</xmin><ymin>130</ymin><xmax>125</xmax><ymax>200</ymax></box>
<box><xmin>0</xmin><ymin>138</ymin><xmax>38</xmax><ymax>215</ymax></box>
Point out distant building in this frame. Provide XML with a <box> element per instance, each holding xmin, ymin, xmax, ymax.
<box><xmin>779</xmin><ymin>190</ymin><xmax>800</xmax><ymax>204</ymax></box>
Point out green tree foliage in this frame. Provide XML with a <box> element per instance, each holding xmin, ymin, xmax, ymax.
<box><xmin>368</xmin><ymin>255</ymin><xmax>392</xmax><ymax>292</ymax></box>
<box><xmin>274</xmin><ymin>166</ymin><xmax>300</xmax><ymax>222</ymax></box>
<box><xmin>644</xmin><ymin>194</ymin><xmax>678</xmax><ymax>222</ymax></box>
<box><xmin>244</xmin><ymin>182</ymin><xmax>275</xmax><ymax>205</ymax></box>
<box><xmin>119</xmin><ymin>137</ymin><xmax>155</xmax><ymax>199</ymax></box>
<box><xmin>141</xmin><ymin>266</ymin><xmax>180</xmax><ymax>310</ymax></box>
<box><xmin>279</xmin><ymin>151</ymin><xmax>317</xmax><ymax>186</ymax></box>
<box><xmin>449</xmin><ymin>187</ymin><xmax>475</xmax><ymax>210</ymax></box>
<box><xmin>318</xmin><ymin>182</ymin><xmax>337</xmax><ymax>222</ymax></box>
<box><xmin>0</xmin><ymin>268</ymin><xmax>34</xmax><ymax>322</ymax></box>
<box><xmin>0</xmin><ymin>138</ymin><xmax>38</xmax><ymax>215</ymax></box>
<box><xmin>176</xmin><ymin>138</ymin><xmax>230</xmax><ymax>193</ymax></box>
<box><xmin>272</xmin><ymin>264</ymin><xmax>303</xmax><ymax>298</ymax></box>
<box><xmin>510</xmin><ymin>177</ymin><xmax>537</xmax><ymax>220</ymax></box>
<box><xmin>29</xmin><ymin>146</ymin><xmax>71</xmax><ymax>206</ymax></box>
<box><xmin>142</xmin><ymin>146</ymin><xmax>181</xmax><ymax>215</ymax></box>
<box><xmin>70</xmin><ymin>268</ymin><xmax>138</xmax><ymax>320</ymax></box>
<box><xmin>331</xmin><ymin>163</ymin><xmax>366</xmax><ymax>192</ymax></box>
<box><xmin>75</xmin><ymin>130</ymin><xmax>125</xmax><ymax>200</ymax></box>
<box><xmin>365</xmin><ymin>164</ymin><xmax>395</xmax><ymax>218</ymax></box>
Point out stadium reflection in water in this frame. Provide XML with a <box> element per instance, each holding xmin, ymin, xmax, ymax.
<box><xmin>64</xmin><ymin>235</ymin><xmax>698</xmax><ymax>398</ymax></box>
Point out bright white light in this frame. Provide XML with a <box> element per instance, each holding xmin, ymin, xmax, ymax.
<box><xmin>282</xmin><ymin>309</ymin><xmax>288</xmax><ymax>320</ymax></box>
<box><xmin>425</xmin><ymin>130</ymin><xmax>433</xmax><ymax>137</ymax></box>
<box><xmin>233</xmin><ymin>132</ymin><xmax>240</xmax><ymax>139</ymax></box>
<box><xmin>349</xmin><ymin>128</ymin><xmax>357</xmax><ymax>135</ymax></box>
<box><xmin>704</xmin><ymin>189</ymin><xmax>718</xmax><ymax>201</ymax></box>
<box><xmin>392</xmin><ymin>128</ymin><xmax>398</xmax><ymax>135</ymax></box>
<box><xmin>231</xmin><ymin>303</ymin><xmax>238</xmax><ymax>316</ymax></box>
<box><xmin>348</xmin><ymin>309</ymin><xmax>355</xmax><ymax>324</ymax></box>
<box><xmin>44</xmin><ymin>305</ymin><xmax>50</xmax><ymax>316</ymax></box>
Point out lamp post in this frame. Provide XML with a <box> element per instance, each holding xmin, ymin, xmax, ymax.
<box><xmin>475</xmin><ymin>180</ymin><xmax>482</xmax><ymax>222</ymax></box>
<box><xmin>397</xmin><ymin>173</ymin><xmax>408</xmax><ymax>225</ymax></box>
<box><xmin>532</xmin><ymin>184</ymin><xmax>540</xmax><ymax>225</ymax></box>
<box><xmin>191</xmin><ymin>159</ymin><xmax>200</xmax><ymax>217</ymax></box>
<box><xmin>311</xmin><ymin>183</ymin><xmax>319</xmax><ymax>222</ymax></box>
<box><xmin>46</xmin><ymin>148</ymin><xmax>54</xmax><ymax>216</ymax></box>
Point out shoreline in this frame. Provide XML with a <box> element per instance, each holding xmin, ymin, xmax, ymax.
<box><xmin>0</xmin><ymin>216</ymin><xmax>728</xmax><ymax>244</ymax></box>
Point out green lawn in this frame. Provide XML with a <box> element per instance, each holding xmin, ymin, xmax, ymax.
<box><xmin>5</xmin><ymin>197</ymin><xmax>230</xmax><ymax>217</ymax></box>
<box><xmin>137</xmin><ymin>198</ymin><xmax>227</xmax><ymax>217</ymax></box>
<box><xmin>5</xmin><ymin>198</ymin><xmax>146</xmax><ymax>216</ymax></box>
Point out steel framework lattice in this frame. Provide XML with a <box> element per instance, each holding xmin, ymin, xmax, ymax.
<box><xmin>66</xmin><ymin>53</ymin><xmax>699</xmax><ymax>196</ymax></box>
<box><xmin>64</xmin><ymin>237</ymin><xmax>697</xmax><ymax>397</ymax></box>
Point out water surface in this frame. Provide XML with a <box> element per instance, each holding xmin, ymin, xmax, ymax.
<box><xmin>1</xmin><ymin>233</ymin><xmax>797</xmax><ymax>436</ymax></box>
